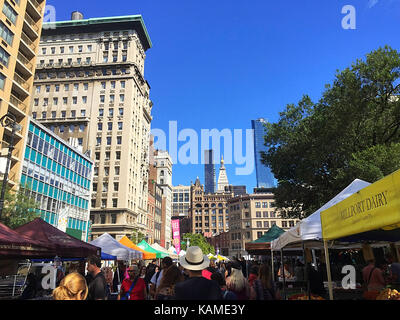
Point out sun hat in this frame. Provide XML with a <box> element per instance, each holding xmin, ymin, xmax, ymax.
<box><xmin>179</xmin><ymin>246</ymin><xmax>210</xmax><ymax>271</ymax></box>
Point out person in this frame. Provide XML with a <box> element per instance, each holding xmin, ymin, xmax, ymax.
<box><xmin>248</xmin><ymin>265</ymin><xmax>259</xmax><ymax>287</ymax></box>
<box><xmin>139</xmin><ymin>265</ymin><xmax>147</xmax><ymax>279</ymax></box>
<box><xmin>250</xmin><ymin>263</ymin><xmax>280</xmax><ymax>300</ymax></box>
<box><xmin>225</xmin><ymin>266</ymin><xmax>250</xmax><ymax>300</ymax></box>
<box><xmin>211</xmin><ymin>271</ymin><xmax>237</xmax><ymax>300</ymax></box>
<box><xmin>239</xmin><ymin>257</ymin><xmax>247</xmax><ymax>277</ymax></box>
<box><xmin>19</xmin><ymin>273</ymin><xmax>38</xmax><ymax>300</ymax></box>
<box><xmin>155</xmin><ymin>265</ymin><xmax>184</xmax><ymax>300</ymax></box>
<box><xmin>294</xmin><ymin>259</ymin><xmax>305</xmax><ymax>281</ymax></box>
<box><xmin>362</xmin><ymin>259</ymin><xmax>385</xmax><ymax>300</ymax></box>
<box><xmin>118</xmin><ymin>265</ymin><xmax>146</xmax><ymax>300</ymax></box>
<box><xmin>174</xmin><ymin>246</ymin><xmax>222</xmax><ymax>300</ymax></box>
<box><xmin>386</xmin><ymin>254</ymin><xmax>400</xmax><ymax>285</ymax></box>
<box><xmin>86</xmin><ymin>255</ymin><xmax>108</xmax><ymax>300</ymax></box>
<box><xmin>308</xmin><ymin>263</ymin><xmax>326</xmax><ymax>296</ymax></box>
<box><xmin>102</xmin><ymin>266</ymin><xmax>113</xmax><ymax>297</ymax></box>
<box><xmin>150</xmin><ymin>257</ymin><xmax>173</xmax><ymax>299</ymax></box>
<box><xmin>52</xmin><ymin>272</ymin><xmax>88</xmax><ymax>300</ymax></box>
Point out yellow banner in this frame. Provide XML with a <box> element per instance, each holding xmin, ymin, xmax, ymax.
<box><xmin>321</xmin><ymin>169</ymin><xmax>400</xmax><ymax>240</ymax></box>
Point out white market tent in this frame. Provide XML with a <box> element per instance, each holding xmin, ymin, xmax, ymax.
<box><xmin>271</xmin><ymin>179</ymin><xmax>371</xmax><ymax>251</ymax></box>
<box><xmin>178</xmin><ymin>250</ymin><xmax>186</xmax><ymax>257</ymax></box>
<box><xmin>151</xmin><ymin>243</ymin><xmax>178</xmax><ymax>259</ymax></box>
<box><xmin>89</xmin><ymin>233</ymin><xmax>143</xmax><ymax>261</ymax></box>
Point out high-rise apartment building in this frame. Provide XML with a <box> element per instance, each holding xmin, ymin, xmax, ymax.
<box><xmin>154</xmin><ymin>150</ymin><xmax>172</xmax><ymax>248</ymax></box>
<box><xmin>30</xmin><ymin>13</ymin><xmax>153</xmax><ymax>240</ymax></box>
<box><xmin>251</xmin><ymin>119</ymin><xmax>276</xmax><ymax>188</ymax></box>
<box><xmin>204</xmin><ymin>149</ymin><xmax>215</xmax><ymax>194</ymax></box>
<box><xmin>0</xmin><ymin>0</ymin><xmax>46</xmax><ymax>188</ymax></box>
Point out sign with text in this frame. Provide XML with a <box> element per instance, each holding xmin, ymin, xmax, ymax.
<box><xmin>172</xmin><ymin>219</ymin><xmax>181</xmax><ymax>254</ymax></box>
<box><xmin>321</xmin><ymin>169</ymin><xmax>400</xmax><ymax>240</ymax></box>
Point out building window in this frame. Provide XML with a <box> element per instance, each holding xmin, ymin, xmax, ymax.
<box><xmin>100</xmin><ymin>214</ymin><xmax>106</xmax><ymax>224</ymax></box>
<box><xmin>51</xmin><ymin>111</ymin><xmax>56</xmax><ymax>118</ymax></box>
<box><xmin>111</xmin><ymin>214</ymin><xmax>117</xmax><ymax>224</ymax></box>
<box><xmin>119</xmin><ymin>108</ymin><xmax>124</xmax><ymax>116</ymax></box>
<box><xmin>118</xmin><ymin>122</ymin><xmax>123</xmax><ymax>130</ymax></box>
<box><xmin>96</xmin><ymin>137</ymin><xmax>101</xmax><ymax>146</ymax></box>
<box><xmin>107</xmin><ymin>122</ymin><xmax>112</xmax><ymax>131</ymax></box>
<box><xmin>109</xmin><ymin>108</ymin><xmax>114</xmax><ymax>116</ymax></box>
<box><xmin>95</xmin><ymin>152</ymin><xmax>100</xmax><ymax>160</ymax></box>
<box><xmin>2</xmin><ymin>3</ymin><xmax>17</xmax><ymax>25</ymax></box>
<box><xmin>97</xmin><ymin>123</ymin><xmax>102</xmax><ymax>131</ymax></box>
<box><xmin>263</xmin><ymin>211</ymin><xmax>268</xmax><ymax>218</ymax></box>
<box><xmin>34</xmin><ymin>98</ymin><xmax>39</xmax><ymax>106</ymax></box>
<box><xmin>119</xmin><ymin>94</ymin><xmax>124</xmax><ymax>102</ymax></box>
<box><xmin>120</xmin><ymin>81</ymin><xmax>125</xmax><ymax>88</ymax></box>
<box><xmin>282</xmin><ymin>221</ymin><xmax>288</xmax><ymax>228</ymax></box>
<box><xmin>99</xmin><ymin>108</ymin><xmax>104</xmax><ymax>116</ymax></box>
<box><xmin>53</xmin><ymin>97</ymin><xmax>58</xmax><ymax>105</ymax></box>
<box><xmin>256</xmin><ymin>221</ymin><xmax>262</xmax><ymax>228</ymax></box>
<box><xmin>112</xmin><ymin>199</ymin><xmax>117</xmax><ymax>208</ymax></box>
<box><xmin>256</xmin><ymin>211</ymin><xmax>261</xmax><ymax>218</ymax></box>
<box><xmin>0</xmin><ymin>46</ymin><xmax>10</xmax><ymax>67</ymax></box>
<box><xmin>114</xmin><ymin>182</ymin><xmax>119</xmax><ymax>191</ymax></box>
<box><xmin>116</xmin><ymin>136</ymin><xmax>122</xmax><ymax>145</ymax></box>
<box><xmin>106</xmin><ymin>137</ymin><xmax>111</xmax><ymax>145</ymax></box>
<box><xmin>264</xmin><ymin>221</ymin><xmax>269</xmax><ymax>228</ymax></box>
<box><xmin>255</xmin><ymin>202</ymin><xmax>261</xmax><ymax>208</ymax></box>
<box><xmin>100</xmin><ymin>95</ymin><xmax>105</xmax><ymax>103</ymax></box>
<box><xmin>63</xmin><ymin>97</ymin><xmax>68</xmax><ymax>105</ymax></box>
<box><xmin>116</xmin><ymin>151</ymin><xmax>121</xmax><ymax>160</ymax></box>
<box><xmin>81</xmin><ymin>110</ymin><xmax>86</xmax><ymax>117</ymax></box>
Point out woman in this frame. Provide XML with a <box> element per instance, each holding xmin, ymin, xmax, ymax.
<box><xmin>250</xmin><ymin>263</ymin><xmax>280</xmax><ymax>300</ymax></box>
<box><xmin>362</xmin><ymin>259</ymin><xmax>386</xmax><ymax>300</ymax></box>
<box><xmin>211</xmin><ymin>272</ymin><xmax>237</xmax><ymax>300</ymax></box>
<box><xmin>118</xmin><ymin>265</ymin><xmax>146</xmax><ymax>300</ymax></box>
<box><xmin>155</xmin><ymin>265</ymin><xmax>184</xmax><ymax>300</ymax></box>
<box><xmin>52</xmin><ymin>272</ymin><xmax>88</xmax><ymax>300</ymax></box>
<box><xmin>225</xmin><ymin>267</ymin><xmax>250</xmax><ymax>300</ymax></box>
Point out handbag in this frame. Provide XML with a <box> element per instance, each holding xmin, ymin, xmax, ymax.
<box><xmin>120</xmin><ymin>277</ymin><xmax>139</xmax><ymax>300</ymax></box>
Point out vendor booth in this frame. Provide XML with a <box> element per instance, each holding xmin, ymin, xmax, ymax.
<box><xmin>151</xmin><ymin>243</ymin><xmax>178</xmax><ymax>259</ymax></box>
<box><xmin>321</xmin><ymin>169</ymin><xmax>400</xmax><ymax>300</ymax></box>
<box><xmin>89</xmin><ymin>233</ymin><xmax>142</xmax><ymax>261</ymax></box>
<box><xmin>137</xmin><ymin>240</ymin><xmax>169</xmax><ymax>259</ymax></box>
<box><xmin>118</xmin><ymin>236</ymin><xmax>156</xmax><ymax>260</ymax></box>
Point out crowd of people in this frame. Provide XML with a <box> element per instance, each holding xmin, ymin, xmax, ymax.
<box><xmin>28</xmin><ymin>246</ymin><xmax>281</xmax><ymax>300</ymax></box>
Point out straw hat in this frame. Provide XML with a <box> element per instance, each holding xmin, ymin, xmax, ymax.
<box><xmin>179</xmin><ymin>246</ymin><xmax>210</xmax><ymax>271</ymax></box>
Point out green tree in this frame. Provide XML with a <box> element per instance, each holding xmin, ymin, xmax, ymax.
<box><xmin>129</xmin><ymin>228</ymin><xmax>147</xmax><ymax>244</ymax></box>
<box><xmin>0</xmin><ymin>184</ymin><xmax>40</xmax><ymax>229</ymax></box>
<box><xmin>262</xmin><ymin>46</ymin><xmax>400</xmax><ymax>219</ymax></box>
<box><xmin>181</xmin><ymin>233</ymin><xmax>215</xmax><ymax>255</ymax></box>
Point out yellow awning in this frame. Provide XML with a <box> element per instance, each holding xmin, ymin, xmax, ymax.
<box><xmin>321</xmin><ymin>169</ymin><xmax>400</xmax><ymax>240</ymax></box>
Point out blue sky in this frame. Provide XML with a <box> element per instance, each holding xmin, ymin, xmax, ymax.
<box><xmin>48</xmin><ymin>0</ymin><xmax>400</xmax><ymax>192</ymax></box>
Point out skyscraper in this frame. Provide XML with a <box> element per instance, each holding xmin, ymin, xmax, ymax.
<box><xmin>31</xmin><ymin>13</ymin><xmax>153</xmax><ymax>240</ymax></box>
<box><xmin>252</xmin><ymin>119</ymin><xmax>276</xmax><ymax>188</ymax></box>
<box><xmin>204</xmin><ymin>149</ymin><xmax>215</xmax><ymax>194</ymax></box>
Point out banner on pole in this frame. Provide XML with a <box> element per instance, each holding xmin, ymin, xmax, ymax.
<box><xmin>172</xmin><ymin>219</ymin><xmax>181</xmax><ymax>254</ymax></box>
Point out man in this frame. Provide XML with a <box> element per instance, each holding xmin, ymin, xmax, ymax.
<box><xmin>118</xmin><ymin>265</ymin><xmax>146</xmax><ymax>300</ymax></box>
<box><xmin>174</xmin><ymin>246</ymin><xmax>222</xmax><ymax>300</ymax></box>
<box><xmin>86</xmin><ymin>255</ymin><xmax>108</xmax><ymax>300</ymax></box>
<box><xmin>149</xmin><ymin>257</ymin><xmax>173</xmax><ymax>299</ymax></box>
<box><xmin>386</xmin><ymin>254</ymin><xmax>400</xmax><ymax>284</ymax></box>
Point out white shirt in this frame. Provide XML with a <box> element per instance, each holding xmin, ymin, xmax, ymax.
<box><xmin>150</xmin><ymin>269</ymin><xmax>163</xmax><ymax>288</ymax></box>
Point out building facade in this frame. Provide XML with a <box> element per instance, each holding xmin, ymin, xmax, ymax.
<box><xmin>0</xmin><ymin>0</ymin><xmax>46</xmax><ymax>188</ymax></box>
<box><xmin>29</xmin><ymin>14</ymin><xmax>153</xmax><ymax>240</ymax></box>
<box><xmin>251</xmin><ymin>118</ymin><xmax>276</xmax><ymax>188</ymax></box>
<box><xmin>154</xmin><ymin>150</ymin><xmax>172</xmax><ymax>248</ymax></box>
<box><xmin>172</xmin><ymin>185</ymin><xmax>190</xmax><ymax>218</ymax></box>
<box><xmin>228</xmin><ymin>191</ymin><xmax>300</xmax><ymax>258</ymax></box>
<box><xmin>22</xmin><ymin>118</ymin><xmax>93</xmax><ymax>241</ymax></box>
<box><xmin>190</xmin><ymin>177</ymin><xmax>233</xmax><ymax>236</ymax></box>
<box><xmin>204</xmin><ymin>149</ymin><xmax>215</xmax><ymax>194</ymax></box>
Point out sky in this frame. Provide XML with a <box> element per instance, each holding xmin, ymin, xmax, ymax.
<box><xmin>47</xmin><ymin>0</ymin><xmax>400</xmax><ymax>192</ymax></box>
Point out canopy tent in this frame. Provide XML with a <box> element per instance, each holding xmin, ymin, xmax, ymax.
<box><xmin>168</xmin><ymin>246</ymin><xmax>177</xmax><ymax>254</ymax></box>
<box><xmin>271</xmin><ymin>179</ymin><xmax>371</xmax><ymax>251</ymax></box>
<box><xmin>101</xmin><ymin>252</ymin><xmax>117</xmax><ymax>260</ymax></box>
<box><xmin>137</xmin><ymin>240</ymin><xmax>168</xmax><ymax>258</ymax></box>
<box><xmin>15</xmin><ymin>218</ymin><xmax>100</xmax><ymax>259</ymax></box>
<box><xmin>118</xmin><ymin>236</ymin><xmax>156</xmax><ymax>260</ymax></box>
<box><xmin>246</xmin><ymin>224</ymin><xmax>286</xmax><ymax>254</ymax></box>
<box><xmin>216</xmin><ymin>254</ymin><xmax>229</xmax><ymax>261</ymax></box>
<box><xmin>151</xmin><ymin>243</ymin><xmax>178</xmax><ymax>259</ymax></box>
<box><xmin>207</xmin><ymin>253</ymin><xmax>217</xmax><ymax>260</ymax></box>
<box><xmin>89</xmin><ymin>233</ymin><xmax>142</xmax><ymax>261</ymax></box>
<box><xmin>178</xmin><ymin>250</ymin><xmax>186</xmax><ymax>257</ymax></box>
<box><xmin>0</xmin><ymin>222</ymin><xmax>55</xmax><ymax>259</ymax></box>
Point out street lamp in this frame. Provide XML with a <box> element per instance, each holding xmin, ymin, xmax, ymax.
<box><xmin>0</xmin><ymin>113</ymin><xmax>22</xmax><ymax>220</ymax></box>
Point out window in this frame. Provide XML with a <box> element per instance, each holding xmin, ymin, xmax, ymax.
<box><xmin>51</xmin><ymin>111</ymin><xmax>56</xmax><ymax>118</ymax></box>
<box><xmin>53</xmin><ymin>97</ymin><xmax>58</xmax><ymax>105</ymax></box>
<box><xmin>111</xmin><ymin>81</ymin><xmax>116</xmax><ymax>89</ymax></box>
<box><xmin>107</xmin><ymin>122</ymin><xmax>112</xmax><ymax>130</ymax></box>
<box><xmin>115</xmin><ymin>166</ymin><xmax>120</xmax><ymax>175</ymax></box>
<box><xmin>262</xmin><ymin>202</ymin><xmax>268</xmax><ymax>208</ymax></box>
<box><xmin>116</xmin><ymin>151</ymin><xmax>121</xmax><ymax>160</ymax></box>
<box><xmin>99</xmin><ymin>108</ymin><xmax>104</xmax><ymax>116</ymax></box>
<box><xmin>112</xmin><ymin>54</ymin><xmax>117</xmax><ymax>62</ymax></box>
<box><xmin>119</xmin><ymin>108</ymin><xmax>124</xmax><ymax>116</ymax></box>
<box><xmin>46</xmin><ymin>85</ymin><xmax>50</xmax><ymax>92</ymax></box>
<box><xmin>122</xmin><ymin>54</ymin><xmax>127</xmax><ymax>62</ymax></box>
<box><xmin>86</xmin><ymin>57</ymin><xmax>91</xmax><ymax>64</ymax></box>
<box><xmin>97</xmin><ymin>123</ymin><xmax>102</xmax><ymax>131</ymax></box>
<box><xmin>106</xmin><ymin>137</ymin><xmax>111</xmax><ymax>145</ymax></box>
<box><xmin>264</xmin><ymin>221</ymin><xmax>269</xmax><ymax>228</ymax></box>
<box><xmin>0</xmin><ymin>46</ymin><xmax>10</xmax><ymax>67</ymax></box>
<box><xmin>72</xmin><ymin>97</ymin><xmax>77</xmax><ymax>104</ymax></box>
<box><xmin>78</xmin><ymin>138</ymin><xmax>83</xmax><ymax>146</ymax></box>
<box><xmin>63</xmin><ymin>97</ymin><xmax>68</xmax><ymax>105</ymax></box>
<box><xmin>118</xmin><ymin>122</ymin><xmax>123</xmax><ymax>130</ymax></box>
<box><xmin>74</xmin><ymin>83</ymin><xmax>79</xmax><ymax>91</ymax></box>
<box><xmin>270</xmin><ymin>211</ymin><xmax>276</xmax><ymax>218</ymax></box>
<box><xmin>96</xmin><ymin>137</ymin><xmax>101</xmax><ymax>146</ymax></box>
<box><xmin>120</xmin><ymin>81</ymin><xmax>125</xmax><ymax>89</ymax></box>
<box><xmin>263</xmin><ymin>211</ymin><xmax>268</xmax><ymax>218</ymax></box>
<box><xmin>43</xmin><ymin>98</ymin><xmax>48</xmax><ymax>106</ymax></box>
<box><xmin>2</xmin><ymin>3</ymin><xmax>17</xmax><ymax>25</ymax></box>
<box><xmin>255</xmin><ymin>202</ymin><xmax>261</xmax><ymax>208</ymax></box>
<box><xmin>82</xmin><ymin>96</ymin><xmax>87</xmax><ymax>104</ymax></box>
<box><xmin>95</xmin><ymin>152</ymin><xmax>100</xmax><ymax>160</ymax></box>
<box><xmin>119</xmin><ymin>94</ymin><xmax>124</xmax><ymax>102</ymax></box>
<box><xmin>83</xmin><ymin>83</ymin><xmax>88</xmax><ymax>91</ymax></box>
<box><xmin>100</xmin><ymin>95</ymin><xmax>105</xmax><ymax>103</ymax></box>
<box><xmin>109</xmin><ymin>95</ymin><xmax>115</xmax><ymax>103</ymax></box>
<box><xmin>41</xmin><ymin>48</ymin><xmax>46</xmax><ymax>55</ymax></box>
<box><xmin>35</xmin><ymin>85</ymin><xmax>41</xmax><ymax>93</ymax></box>
<box><xmin>101</xmin><ymin>82</ymin><xmax>106</xmax><ymax>89</ymax></box>
<box><xmin>256</xmin><ymin>211</ymin><xmax>261</xmax><ymax>218</ymax></box>
<box><xmin>32</xmin><ymin>112</ymin><xmax>37</xmax><ymax>119</ymax></box>
<box><xmin>111</xmin><ymin>214</ymin><xmax>117</xmax><ymax>223</ymax></box>
<box><xmin>114</xmin><ymin>182</ymin><xmax>119</xmax><ymax>191</ymax></box>
<box><xmin>79</xmin><ymin>124</ymin><xmax>85</xmax><ymax>132</ymax></box>
<box><xmin>104</xmin><ymin>167</ymin><xmax>109</xmax><ymax>176</ymax></box>
<box><xmin>105</xmin><ymin>152</ymin><xmax>110</xmax><ymax>160</ymax></box>
<box><xmin>81</xmin><ymin>110</ymin><xmax>86</xmax><ymax>117</ymax></box>
<box><xmin>87</xmin><ymin>45</ymin><xmax>92</xmax><ymax>52</ymax></box>
<box><xmin>55</xmin><ymin>84</ymin><xmax>60</xmax><ymax>92</ymax></box>
<box><xmin>51</xmin><ymin>47</ymin><xmax>55</xmax><ymax>54</ymax></box>
<box><xmin>59</xmin><ymin>125</ymin><xmax>64</xmax><ymax>132</ymax></box>
<box><xmin>77</xmin><ymin>58</ymin><xmax>81</xmax><ymax>64</ymax></box>
<box><xmin>78</xmin><ymin>45</ymin><xmax>82</xmax><ymax>53</ymax></box>
<box><xmin>112</xmin><ymin>199</ymin><xmax>117</xmax><ymax>208</ymax></box>
<box><xmin>71</xmin><ymin>110</ymin><xmax>76</xmax><ymax>117</ymax></box>
<box><xmin>60</xmin><ymin>47</ymin><xmax>64</xmax><ymax>53</ymax></box>
<box><xmin>103</xmin><ymin>55</ymin><xmax>108</xmax><ymax>63</ymax></box>
<box><xmin>101</xmin><ymin>200</ymin><xmax>106</xmax><ymax>209</ymax></box>
<box><xmin>61</xmin><ymin>111</ymin><xmax>66</xmax><ymax>118</ymax></box>
<box><xmin>34</xmin><ymin>98</ymin><xmax>39</xmax><ymax>106</ymax></box>
<box><xmin>64</xmin><ymin>84</ymin><xmax>69</xmax><ymax>91</ymax></box>
<box><xmin>69</xmin><ymin>46</ymin><xmax>74</xmax><ymax>53</ymax></box>
<box><xmin>289</xmin><ymin>220</ymin><xmax>295</xmax><ymax>228</ymax></box>
<box><xmin>109</xmin><ymin>108</ymin><xmax>114</xmax><ymax>116</ymax></box>
<box><xmin>42</xmin><ymin>111</ymin><xmax>46</xmax><ymax>118</ymax></box>
<box><xmin>116</xmin><ymin>136</ymin><xmax>122</xmax><ymax>145</ymax></box>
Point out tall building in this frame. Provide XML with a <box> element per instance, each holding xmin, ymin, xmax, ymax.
<box><xmin>154</xmin><ymin>150</ymin><xmax>172</xmax><ymax>248</ymax></box>
<box><xmin>30</xmin><ymin>13</ymin><xmax>153</xmax><ymax>240</ymax></box>
<box><xmin>228</xmin><ymin>191</ymin><xmax>300</xmax><ymax>258</ymax></box>
<box><xmin>190</xmin><ymin>177</ymin><xmax>233</xmax><ymax>236</ymax></box>
<box><xmin>204</xmin><ymin>149</ymin><xmax>215</xmax><ymax>194</ymax></box>
<box><xmin>0</xmin><ymin>0</ymin><xmax>46</xmax><ymax>188</ymax></box>
<box><xmin>251</xmin><ymin>119</ymin><xmax>276</xmax><ymax>188</ymax></box>
<box><xmin>217</xmin><ymin>156</ymin><xmax>229</xmax><ymax>192</ymax></box>
<box><xmin>22</xmin><ymin>118</ymin><xmax>93</xmax><ymax>241</ymax></box>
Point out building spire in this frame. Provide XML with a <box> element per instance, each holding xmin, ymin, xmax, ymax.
<box><xmin>217</xmin><ymin>155</ymin><xmax>229</xmax><ymax>192</ymax></box>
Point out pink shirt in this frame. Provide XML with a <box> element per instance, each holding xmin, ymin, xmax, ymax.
<box><xmin>362</xmin><ymin>264</ymin><xmax>385</xmax><ymax>291</ymax></box>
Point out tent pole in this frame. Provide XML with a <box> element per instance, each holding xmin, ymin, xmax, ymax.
<box><xmin>280</xmin><ymin>249</ymin><xmax>286</xmax><ymax>300</ymax></box>
<box><xmin>271</xmin><ymin>247</ymin><xmax>275</xmax><ymax>283</ymax></box>
<box><xmin>324</xmin><ymin>240</ymin><xmax>334</xmax><ymax>300</ymax></box>
<box><xmin>302</xmin><ymin>241</ymin><xmax>310</xmax><ymax>300</ymax></box>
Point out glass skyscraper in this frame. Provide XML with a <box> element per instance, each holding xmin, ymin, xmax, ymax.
<box><xmin>252</xmin><ymin>119</ymin><xmax>276</xmax><ymax>188</ymax></box>
<box><xmin>21</xmin><ymin>119</ymin><xmax>93</xmax><ymax>241</ymax></box>
<box><xmin>204</xmin><ymin>149</ymin><xmax>216</xmax><ymax>194</ymax></box>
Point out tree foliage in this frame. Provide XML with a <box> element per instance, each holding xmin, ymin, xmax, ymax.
<box><xmin>0</xmin><ymin>184</ymin><xmax>40</xmax><ymax>229</ymax></box>
<box><xmin>129</xmin><ymin>228</ymin><xmax>147</xmax><ymax>244</ymax></box>
<box><xmin>181</xmin><ymin>233</ymin><xmax>215</xmax><ymax>255</ymax></box>
<box><xmin>262</xmin><ymin>46</ymin><xmax>400</xmax><ymax>219</ymax></box>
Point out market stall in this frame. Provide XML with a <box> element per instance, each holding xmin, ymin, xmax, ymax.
<box><xmin>14</xmin><ymin>218</ymin><xmax>100</xmax><ymax>259</ymax></box>
<box><xmin>118</xmin><ymin>236</ymin><xmax>156</xmax><ymax>260</ymax></box>
<box><xmin>89</xmin><ymin>233</ymin><xmax>142</xmax><ymax>261</ymax></box>
<box><xmin>151</xmin><ymin>242</ymin><xmax>178</xmax><ymax>259</ymax></box>
<box><xmin>321</xmin><ymin>169</ymin><xmax>400</xmax><ymax>300</ymax></box>
<box><xmin>137</xmin><ymin>240</ymin><xmax>168</xmax><ymax>259</ymax></box>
